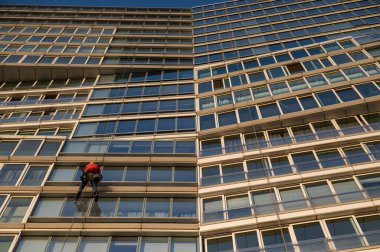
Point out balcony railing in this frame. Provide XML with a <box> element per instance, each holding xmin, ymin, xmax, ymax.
<box><xmin>0</xmin><ymin>114</ymin><xmax>79</xmax><ymax>124</ymax></box>
<box><xmin>0</xmin><ymin>97</ymin><xmax>87</xmax><ymax>107</ymax></box>
<box><xmin>200</xmin><ymin>123</ymin><xmax>379</xmax><ymax>157</ymax></box>
<box><xmin>232</xmin><ymin>230</ymin><xmax>380</xmax><ymax>252</ymax></box>
<box><xmin>203</xmin><ymin>188</ymin><xmax>379</xmax><ymax>223</ymax></box>
<box><xmin>201</xmin><ymin>151</ymin><xmax>379</xmax><ymax>187</ymax></box>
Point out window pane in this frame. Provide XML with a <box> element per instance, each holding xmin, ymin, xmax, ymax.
<box><xmin>49</xmin><ymin>166</ymin><xmax>78</xmax><ymax>181</ymax></box>
<box><xmin>251</xmin><ymin>190</ymin><xmax>278</xmax><ymax>215</ymax></box>
<box><xmin>226</xmin><ymin>195</ymin><xmax>251</xmax><ymax>219</ymax></box>
<box><xmin>207</xmin><ymin>237</ymin><xmax>232</xmax><ymax>252</ymax></box>
<box><xmin>78</xmin><ymin>237</ymin><xmax>108</xmax><ymax>252</ymax></box>
<box><xmin>13</xmin><ymin>140</ymin><xmax>42</xmax><ymax>156</ymax></box>
<box><xmin>358</xmin><ymin>174</ymin><xmax>380</xmax><ymax>197</ymax></box>
<box><xmin>357</xmin><ymin>215</ymin><xmax>380</xmax><ymax>245</ymax></box>
<box><xmin>293</xmin><ymin>222</ymin><xmax>327</xmax><ymax>251</ymax></box>
<box><xmin>343</xmin><ymin>147</ymin><xmax>370</xmax><ymax>164</ymax></box>
<box><xmin>172</xmin><ymin>198</ymin><xmax>196</xmax><ymax>218</ymax></box>
<box><xmin>218</xmin><ymin>112</ymin><xmax>237</xmax><ymax>127</ymax></box>
<box><xmin>15</xmin><ymin>237</ymin><xmax>48</xmax><ymax>252</ymax></box>
<box><xmin>279</xmin><ymin>98</ymin><xmax>302</xmax><ymax>113</ymax></box>
<box><xmin>316</xmin><ymin>150</ymin><xmax>345</xmax><ymax>168</ymax></box>
<box><xmin>292</xmin><ymin>152</ymin><xmax>319</xmax><ymax>172</ymax></box>
<box><xmin>0</xmin><ymin>197</ymin><xmax>32</xmax><ymax>222</ymax></box>
<box><xmin>109</xmin><ymin>237</ymin><xmax>138</xmax><ymax>252</ymax></box>
<box><xmin>0</xmin><ymin>141</ymin><xmax>18</xmax><ymax>155</ymax></box>
<box><xmin>47</xmin><ymin>237</ymin><xmax>78</xmax><ymax>252</ymax></box>
<box><xmin>355</xmin><ymin>82</ymin><xmax>380</xmax><ymax>97</ymax></box>
<box><xmin>38</xmin><ymin>142</ymin><xmax>61</xmax><ymax>156</ymax></box>
<box><xmin>171</xmin><ymin>238</ymin><xmax>197</xmax><ymax>252</ymax></box>
<box><xmin>259</xmin><ymin>103</ymin><xmax>280</xmax><ymax>118</ymax></box>
<box><xmin>326</xmin><ymin>218</ymin><xmax>364</xmax><ymax>250</ymax></box>
<box><xmin>150</xmin><ymin>167</ymin><xmax>172</xmax><ymax>181</ymax></box>
<box><xmin>21</xmin><ymin>166</ymin><xmax>48</xmax><ymax>186</ymax></box>
<box><xmin>279</xmin><ymin>187</ymin><xmax>307</xmax><ymax>210</ymax></box>
<box><xmin>0</xmin><ymin>164</ymin><xmax>25</xmax><ymax>185</ymax></box>
<box><xmin>262</xmin><ymin>229</ymin><xmax>292</xmax><ymax>250</ymax></box>
<box><xmin>125</xmin><ymin>167</ymin><xmax>147</xmax><ymax>181</ymax></box>
<box><xmin>333</xmin><ymin>180</ymin><xmax>364</xmax><ymax>202</ymax></box>
<box><xmin>32</xmin><ymin>198</ymin><xmax>64</xmax><ymax>217</ymax></box>
<box><xmin>141</xmin><ymin>238</ymin><xmax>168</xmax><ymax>252</ymax></box>
<box><xmin>235</xmin><ymin>231</ymin><xmax>259</xmax><ymax>252</ymax></box>
<box><xmin>174</xmin><ymin>167</ymin><xmax>196</xmax><ymax>182</ymax></box>
<box><xmin>144</xmin><ymin>198</ymin><xmax>170</xmax><ymax>217</ymax></box>
<box><xmin>89</xmin><ymin>198</ymin><xmax>117</xmax><ymax>217</ymax></box>
<box><xmin>118</xmin><ymin>198</ymin><xmax>143</xmax><ymax>217</ymax></box>
<box><xmin>102</xmin><ymin>167</ymin><xmax>124</xmax><ymax>181</ymax></box>
<box><xmin>0</xmin><ymin>236</ymin><xmax>15</xmax><ymax>252</ymax></box>
<box><xmin>203</xmin><ymin>197</ymin><xmax>223</xmax><ymax>222</ymax></box>
<box><xmin>304</xmin><ymin>183</ymin><xmax>335</xmax><ymax>206</ymax></box>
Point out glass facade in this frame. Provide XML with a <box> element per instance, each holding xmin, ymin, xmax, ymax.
<box><xmin>0</xmin><ymin>0</ymin><xmax>379</xmax><ymax>251</ymax></box>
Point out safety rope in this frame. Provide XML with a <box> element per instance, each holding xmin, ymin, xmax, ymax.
<box><xmin>59</xmin><ymin>184</ymin><xmax>87</xmax><ymax>252</ymax></box>
<box><xmin>245</xmin><ymin>95</ymin><xmax>289</xmax><ymax>251</ymax></box>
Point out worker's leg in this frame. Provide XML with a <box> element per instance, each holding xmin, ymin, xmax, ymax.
<box><xmin>75</xmin><ymin>179</ymin><xmax>86</xmax><ymax>202</ymax></box>
<box><xmin>90</xmin><ymin>180</ymin><xmax>99</xmax><ymax>202</ymax></box>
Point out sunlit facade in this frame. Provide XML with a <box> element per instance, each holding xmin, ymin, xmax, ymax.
<box><xmin>0</xmin><ymin>0</ymin><xmax>380</xmax><ymax>251</ymax></box>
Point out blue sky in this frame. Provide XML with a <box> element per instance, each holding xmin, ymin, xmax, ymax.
<box><xmin>0</xmin><ymin>0</ymin><xmax>225</xmax><ymax>8</ymax></box>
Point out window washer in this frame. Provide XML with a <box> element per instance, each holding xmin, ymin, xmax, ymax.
<box><xmin>74</xmin><ymin>162</ymin><xmax>102</xmax><ymax>203</ymax></box>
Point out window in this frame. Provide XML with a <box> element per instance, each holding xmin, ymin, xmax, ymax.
<box><xmin>13</xmin><ymin>140</ymin><xmax>42</xmax><ymax>156</ymax></box>
<box><xmin>331</xmin><ymin>54</ymin><xmax>353</xmax><ymax>65</ymax></box>
<box><xmin>251</xmin><ymin>190</ymin><xmax>278</xmax><ymax>215</ymax></box>
<box><xmin>343</xmin><ymin>67</ymin><xmax>366</xmax><ymax>80</ymax></box>
<box><xmin>259</xmin><ymin>103</ymin><xmax>280</xmax><ymax>118</ymax></box>
<box><xmin>203</xmin><ymin>197</ymin><xmax>223</xmax><ymax>222</ymax></box>
<box><xmin>200</xmin><ymin>114</ymin><xmax>215</xmax><ymax>130</ymax></box>
<box><xmin>0</xmin><ymin>236</ymin><xmax>15</xmax><ymax>252</ymax></box>
<box><xmin>317</xmin><ymin>149</ymin><xmax>345</xmax><ymax>168</ymax></box>
<box><xmin>207</xmin><ymin>237</ymin><xmax>232</xmax><ymax>252</ymax></box>
<box><xmin>172</xmin><ymin>198</ymin><xmax>196</xmax><ymax>218</ymax></box>
<box><xmin>21</xmin><ymin>166</ymin><xmax>48</xmax><ymax>186</ymax></box>
<box><xmin>0</xmin><ymin>197</ymin><xmax>32</xmax><ymax>222</ymax></box>
<box><xmin>201</xmin><ymin>139</ymin><xmax>222</xmax><ymax>156</ymax></box>
<box><xmin>293</xmin><ymin>222</ymin><xmax>327</xmax><ymax>251</ymax></box>
<box><xmin>304</xmin><ymin>182</ymin><xmax>335</xmax><ymax>206</ymax></box>
<box><xmin>326</xmin><ymin>218</ymin><xmax>364</xmax><ymax>250</ymax></box>
<box><xmin>279</xmin><ymin>187</ymin><xmax>307</xmax><ymax>210</ymax></box>
<box><xmin>343</xmin><ymin>146</ymin><xmax>370</xmax><ymax>164</ymax></box>
<box><xmin>333</xmin><ymin>180</ymin><xmax>364</xmax><ymax>202</ymax></box>
<box><xmin>266</xmin><ymin>67</ymin><xmax>286</xmax><ymax>79</ymax></box>
<box><xmin>286</xmin><ymin>63</ymin><xmax>305</xmax><ymax>74</ymax></box>
<box><xmin>324</xmin><ymin>71</ymin><xmax>347</xmax><ymax>84</ymax></box>
<box><xmin>362</xmin><ymin>64</ymin><xmax>380</xmax><ymax>76</ymax></box>
<box><xmin>355</xmin><ymin>82</ymin><xmax>380</xmax><ymax>97</ymax></box>
<box><xmin>358</xmin><ymin>174</ymin><xmax>380</xmax><ymax>197</ymax></box>
<box><xmin>0</xmin><ymin>164</ymin><xmax>25</xmax><ymax>185</ymax></box>
<box><xmin>218</xmin><ymin>111</ymin><xmax>237</xmax><ymax>127</ymax></box>
<box><xmin>306</xmin><ymin>74</ymin><xmax>328</xmax><ymax>87</ymax></box>
<box><xmin>279</xmin><ymin>98</ymin><xmax>302</xmax><ymax>114</ymax></box>
<box><xmin>38</xmin><ymin>142</ymin><xmax>61</xmax><ymax>156</ymax></box>
<box><xmin>261</xmin><ymin>229</ymin><xmax>292</xmax><ymax>251</ymax></box>
<box><xmin>315</xmin><ymin>91</ymin><xmax>340</xmax><ymax>106</ymax></box>
<box><xmin>288</xmin><ymin>78</ymin><xmax>308</xmax><ymax>91</ymax></box>
<box><xmin>118</xmin><ymin>198</ymin><xmax>143</xmax><ymax>217</ymax></box>
<box><xmin>226</xmin><ymin>194</ymin><xmax>251</xmax><ymax>219</ymax></box>
<box><xmin>357</xmin><ymin>215</ymin><xmax>380</xmax><ymax>245</ymax></box>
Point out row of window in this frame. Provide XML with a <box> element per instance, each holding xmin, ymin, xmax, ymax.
<box><xmin>194</xmin><ymin>26</ymin><xmax>379</xmax><ymax>64</ymax></box>
<box><xmin>199</xmin><ymin>82</ymin><xmax>380</xmax><ymax>131</ymax></box>
<box><xmin>83</xmin><ymin>99</ymin><xmax>194</xmax><ymax>116</ymax></box>
<box><xmin>193</xmin><ymin>0</ymin><xmax>340</xmax><ymax>18</ymax></box>
<box><xmin>97</xmin><ymin>70</ymin><xmax>194</xmax><ymax>84</ymax></box>
<box><xmin>202</xmin><ymin>173</ymin><xmax>380</xmax><ymax>222</ymax></box>
<box><xmin>1</xmin><ymin>18</ymin><xmax>191</xmax><ymax>28</ymax></box>
<box><xmin>200</xmin><ymin>72</ymin><xmax>378</xmax><ymax>111</ymax></box>
<box><xmin>102</xmin><ymin>57</ymin><xmax>193</xmax><ymax>66</ymax></box>
<box><xmin>194</xmin><ymin>4</ymin><xmax>378</xmax><ymax>37</ymax></box>
<box><xmin>0</xmin><ymin>109</ymin><xmax>80</xmax><ymax>124</ymax></box>
<box><xmin>62</xmin><ymin>140</ymin><xmax>196</xmax><ymax>154</ymax></box>
<box><xmin>91</xmin><ymin>83</ymin><xmax>194</xmax><ymax>100</ymax></box>
<box><xmin>0</xmin><ymin>140</ymin><xmax>62</xmax><ymax>157</ymax></box>
<box><xmin>196</xmin><ymin>39</ymin><xmax>358</xmax><ymax>79</ymax></box>
<box><xmin>0</xmin><ymin>127</ymin><xmax>72</xmax><ymax>137</ymax></box>
<box><xmin>107</xmin><ymin>46</ymin><xmax>192</xmax><ymax>55</ymax></box>
<box><xmin>33</xmin><ymin>197</ymin><xmax>197</xmax><ymax>218</ymax></box>
<box><xmin>111</xmin><ymin>37</ymin><xmax>192</xmax><ymax>45</ymax></box>
<box><xmin>0</xmin><ymin>77</ymin><xmax>96</xmax><ymax>91</ymax></box>
<box><xmin>5</xmin><ymin>5</ymin><xmax>191</xmax><ymax>12</ymax></box>
<box><xmin>194</xmin><ymin>11</ymin><xmax>379</xmax><ymax>46</ymax></box>
<box><xmin>0</xmin><ymin>34</ymin><xmax>111</xmax><ymax>44</ymax></box>
<box><xmin>116</xmin><ymin>29</ymin><xmax>192</xmax><ymax>35</ymax></box>
<box><xmin>200</xmin><ymin>114</ymin><xmax>379</xmax><ymax>157</ymax></box>
<box><xmin>0</xmin><ymin>163</ymin><xmax>196</xmax><ymax>186</ymax></box>
<box><xmin>0</xmin><ymin>26</ymin><xmax>114</xmax><ymax>35</ymax></box>
<box><xmin>206</xmin><ymin>214</ymin><xmax>380</xmax><ymax>252</ymax></box>
<box><xmin>49</xmin><ymin>165</ymin><xmax>196</xmax><ymax>183</ymax></box>
<box><xmin>198</xmin><ymin>61</ymin><xmax>380</xmax><ymax>94</ymax></box>
<box><xmin>0</xmin><ymin>93</ymin><xmax>88</xmax><ymax>107</ymax></box>
<box><xmin>12</xmin><ymin>236</ymin><xmax>197</xmax><ymax>252</ymax></box>
<box><xmin>201</xmin><ymin>141</ymin><xmax>379</xmax><ymax>186</ymax></box>
<box><xmin>0</xmin><ymin>54</ymin><xmax>102</xmax><ymax>65</ymax></box>
<box><xmin>75</xmin><ymin>117</ymin><xmax>196</xmax><ymax>137</ymax></box>
<box><xmin>0</xmin><ymin>44</ymin><xmax>107</xmax><ymax>54</ymax></box>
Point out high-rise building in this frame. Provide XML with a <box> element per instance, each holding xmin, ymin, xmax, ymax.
<box><xmin>0</xmin><ymin>0</ymin><xmax>379</xmax><ymax>251</ymax></box>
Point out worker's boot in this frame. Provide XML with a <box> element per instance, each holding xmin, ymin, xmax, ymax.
<box><xmin>94</xmin><ymin>191</ymin><xmax>99</xmax><ymax>202</ymax></box>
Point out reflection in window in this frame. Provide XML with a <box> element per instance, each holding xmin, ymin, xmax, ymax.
<box><xmin>0</xmin><ymin>197</ymin><xmax>32</xmax><ymax>223</ymax></box>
